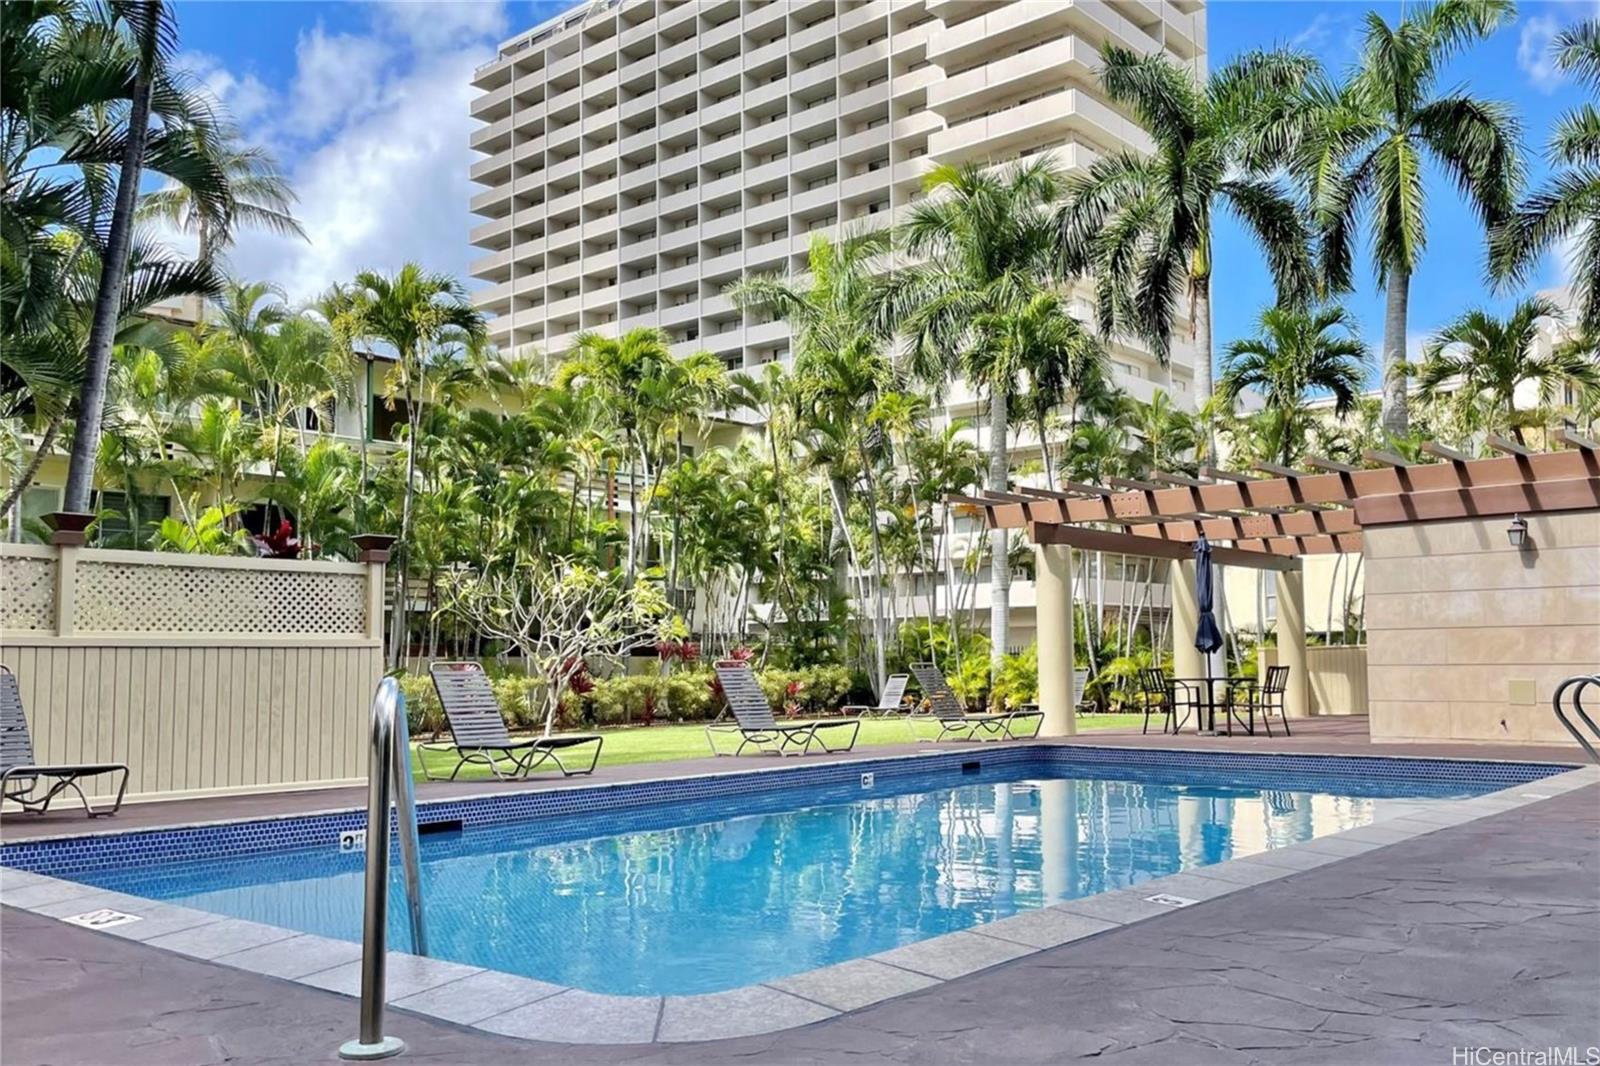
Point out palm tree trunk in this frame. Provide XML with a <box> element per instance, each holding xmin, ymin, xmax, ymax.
<box><xmin>1381</xmin><ymin>267</ymin><xmax>1410</xmax><ymax>437</ymax></box>
<box><xmin>63</xmin><ymin>66</ymin><xmax>154</xmax><ymax>513</ymax></box>
<box><xmin>2</xmin><ymin>414</ymin><xmax>64</xmax><ymax>517</ymax></box>
<box><xmin>388</xmin><ymin>399</ymin><xmax>420</xmax><ymax>670</ymax></box>
<box><xmin>987</xmin><ymin>384</ymin><xmax>1010</xmax><ymax>671</ymax></box>
<box><xmin>858</xmin><ymin>458</ymin><xmax>889</xmax><ymax>694</ymax></box>
<box><xmin>624</xmin><ymin>430</ymin><xmax>640</xmax><ymax>581</ymax></box>
<box><xmin>1192</xmin><ymin>278</ymin><xmax>1215</xmax><ymax>461</ymax></box>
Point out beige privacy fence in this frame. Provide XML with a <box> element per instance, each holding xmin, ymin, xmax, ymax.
<box><xmin>1259</xmin><ymin>644</ymin><xmax>1368</xmax><ymax>716</ymax></box>
<box><xmin>0</xmin><ymin>543</ymin><xmax>385</xmax><ymax>802</ymax></box>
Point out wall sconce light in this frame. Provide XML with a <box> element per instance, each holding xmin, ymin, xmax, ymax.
<box><xmin>1506</xmin><ymin>514</ymin><xmax>1529</xmax><ymax>550</ymax></box>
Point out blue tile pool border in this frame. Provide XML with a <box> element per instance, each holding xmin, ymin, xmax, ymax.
<box><xmin>0</xmin><ymin>744</ymin><xmax>1575</xmax><ymax>880</ymax></box>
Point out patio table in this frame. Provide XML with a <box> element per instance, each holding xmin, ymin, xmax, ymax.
<box><xmin>1171</xmin><ymin>676</ymin><xmax>1255</xmax><ymax>737</ymax></box>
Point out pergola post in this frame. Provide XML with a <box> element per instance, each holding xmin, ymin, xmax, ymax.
<box><xmin>1171</xmin><ymin>559</ymin><xmax>1204</xmax><ymax>681</ymax></box>
<box><xmin>1034</xmin><ymin>543</ymin><xmax>1076</xmax><ymax>736</ymax></box>
<box><xmin>1275</xmin><ymin>567</ymin><xmax>1310</xmax><ymax>719</ymax></box>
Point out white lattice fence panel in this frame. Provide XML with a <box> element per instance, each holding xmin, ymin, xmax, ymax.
<box><xmin>0</xmin><ymin>555</ymin><xmax>57</xmax><ymax>632</ymax></box>
<box><xmin>74</xmin><ymin>560</ymin><xmax>368</xmax><ymax>636</ymax></box>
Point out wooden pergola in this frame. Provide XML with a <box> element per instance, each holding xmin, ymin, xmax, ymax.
<box><xmin>949</xmin><ymin>431</ymin><xmax>1600</xmax><ymax>735</ymax></box>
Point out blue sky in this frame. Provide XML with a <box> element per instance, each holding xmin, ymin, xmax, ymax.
<box><xmin>173</xmin><ymin>0</ymin><xmax>1597</xmax><ymax>377</ymax></box>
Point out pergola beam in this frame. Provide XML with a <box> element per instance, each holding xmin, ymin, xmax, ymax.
<box><xmin>957</xmin><ymin>444</ymin><xmax>1598</xmax><ymax>556</ymax></box>
<box><xmin>1355</xmin><ymin>476</ymin><xmax>1600</xmax><ymax>526</ymax></box>
<box><xmin>1029</xmin><ymin>522</ymin><xmax>1302</xmax><ymax>571</ymax></box>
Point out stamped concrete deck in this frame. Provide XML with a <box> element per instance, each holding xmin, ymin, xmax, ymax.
<box><xmin>4</xmin><ymin>784</ymin><xmax>1595</xmax><ymax>1065</ymax></box>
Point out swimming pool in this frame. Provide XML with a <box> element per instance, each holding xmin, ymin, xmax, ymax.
<box><xmin>11</xmin><ymin>748</ymin><xmax>1568</xmax><ymax>996</ymax></box>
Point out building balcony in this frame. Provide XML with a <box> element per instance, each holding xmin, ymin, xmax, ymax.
<box><xmin>927</xmin><ymin>36</ymin><xmax>1097</xmax><ymax>121</ymax></box>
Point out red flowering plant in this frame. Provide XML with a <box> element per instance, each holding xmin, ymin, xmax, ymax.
<box><xmin>253</xmin><ymin>520</ymin><xmax>305</xmax><ymax>559</ymax></box>
<box><xmin>782</xmin><ymin>678</ymin><xmax>805</xmax><ymax>718</ymax></box>
<box><xmin>654</xmin><ymin>639</ymin><xmax>700</xmax><ymax>665</ymax></box>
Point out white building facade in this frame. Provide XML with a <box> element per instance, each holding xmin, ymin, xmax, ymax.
<box><xmin>468</xmin><ymin>0</ymin><xmax>1208</xmax><ymax>647</ymax></box>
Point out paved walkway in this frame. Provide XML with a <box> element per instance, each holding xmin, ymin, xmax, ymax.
<box><xmin>1</xmin><ymin>717</ymin><xmax>1583</xmax><ymax>842</ymax></box>
<box><xmin>4</xmin><ymin>786</ymin><xmax>1595</xmax><ymax>1065</ymax></box>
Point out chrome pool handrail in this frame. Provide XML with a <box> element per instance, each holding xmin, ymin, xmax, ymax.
<box><xmin>1552</xmin><ymin>673</ymin><xmax>1600</xmax><ymax>765</ymax></box>
<box><xmin>339</xmin><ymin>677</ymin><xmax>427</xmax><ymax>1061</ymax></box>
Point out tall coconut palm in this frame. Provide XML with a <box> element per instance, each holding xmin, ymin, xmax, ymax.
<box><xmin>1218</xmin><ymin>304</ymin><xmax>1369</xmax><ymax>466</ymax></box>
<box><xmin>871</xmin><ymin>158</ymin><xmax>1067</xmax><ymax>669</ymax></box>
<box><xmin>1056</xmin><ymin>46</ymin><xmax>1318</xmax><ymax>441</ymax></box>
<box><xmin>1411</xmin><ymin>296</ymin><xmax>1600</xmax><ymax>444</ymax></box>
<box><xmin>59</xmin><ymin>0</ymin><xmax>233</xmax><ymax>513</ymax></box>
<box><xmin>1290</xmin><ymin>0</ymin><xmax>1522</xmax><ymax>437</ymax></box>
<box><xmin>138</xmin><ymin>124</ymin><xmax>305</xmax><ymax>264</ymax></box>
<box><xmin>335</xmin><ymin>264</ymin><xmax>485</xmax><ymax>667</ymax></box>
<box><xmin>1491</xmin><ymin>18</ymin><xmax>1600</xmax><ymax>336</ymax></box>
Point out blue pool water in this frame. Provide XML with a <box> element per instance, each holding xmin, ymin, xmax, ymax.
<box><xmin>67</xmin><ymin>758</ymin><xmax>1491</xmax><ymax>995</ymax></box>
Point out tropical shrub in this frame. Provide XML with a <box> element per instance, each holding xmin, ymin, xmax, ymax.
<box><xmin>990</xmin><ymin>645</ymin><xmax>1038</xmax><ymax>710</ymax></box>
<box><xmin>758</xmin><ymin>665</ymin><xmax>851</xmax><ymax>716</ymax></box>
<box><xmin>398</xmin><ymin>673</ymin><xmax>444</xmax><ymax>737</ymax></box>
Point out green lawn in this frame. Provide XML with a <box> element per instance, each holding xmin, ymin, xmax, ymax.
<box><xmin>410</xmin><ymin>713</ymin><xmax>1145</xmax><ymax>782</ymax></box>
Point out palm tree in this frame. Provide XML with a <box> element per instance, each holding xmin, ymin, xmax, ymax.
<box><xmin>1218</xmin><ymin>304</ymin><xmax>1369</xmax><ymax>466</ymax></box>
<box><xmin>335</xmin><ymin>264</ymin><xmax>486</xmax><ymax>667</ymax></box>
<box><xmin>1056</xmin><ymin>46</ymin><xmax>1317</xmax><ymax>437</ymax></box>
<box><xmin>730</xmin><ymin>232</ymin><xmax>893</xmax><ymax>677</ymax></box>
<box><xmin>1</xmin><ymin>239</ymin><xmax>217</xmax><ymax>518</ymax></box>
<box><xmin>59</xmin><ymin>0</ymin><xmax>233</xmax><ymax>513</ymax></box>
<box><xmin>984</xmin><ymin>290</ymin><xmax>1107</xmax><ymax>493</ymax></box>
<box><xmin>138</xmin><ymin>124</ymin><xmax>306</xmax><ymax>264</ymax></box>
<box><xmin>1290</xmin><ymin>0</ymin><xmax>1522</xmax><ymax>436</ymax></box>
<box><xmin>1126</xmin><ymin>390</ymin><xmax>1201</xmax><ymax>478</ymax></box>
<box><xmin>1491</xmin><ymin>18</ymin><xmax>1600</xmax><ymax>336</ymax></box>
<box><xmin>871</xmin><ymin>158</ymin><xmax>1067</xmax><ymax>669</ymax></box>
<box><xmin>556</xmin><ymin>326</ymin><xmax>675</xmax><ymax>581</ymax></box>
<box><xmin>1411</xmin><ymin>296</ymin><xmax>1600</xmax><ymax>445</ymax></box>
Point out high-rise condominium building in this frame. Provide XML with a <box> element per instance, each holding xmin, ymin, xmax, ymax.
<box><xmin>468</xmin><ymin>0</ymin><xmax>1205</xmax><ymax>389</ymax></box>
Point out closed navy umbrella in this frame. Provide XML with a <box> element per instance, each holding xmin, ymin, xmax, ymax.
<box><xmin>1192</xmin><ymin>535</ymin><xmax>1225</xmax><ymax>733</ymax></box>
<box><xmin>1192</xmin><ymin>535</ymin><xmax>1223</xmax><ymax>656</ymax></box>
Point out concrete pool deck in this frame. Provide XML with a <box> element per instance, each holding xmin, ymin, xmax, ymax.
<box><xmin>2</xmin><ymin>721</ymin><xmax>1596</xmax><ymax>1062</ymax></box>
<box><xmin>3</xmin><ymin>783</ymin><xmax>1596</xmax><ymax>1065</ymax></box>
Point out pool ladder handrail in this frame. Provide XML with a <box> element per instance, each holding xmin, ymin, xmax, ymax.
<box><xmin>1551</xmin><ymin>673</ymin><xmax>1600</xmax><ymax>765</ymax></box>
<box><xmin>339</xmin><ymin>677</ymin><xmax>427</xmax><ymax>1061</ymax></box>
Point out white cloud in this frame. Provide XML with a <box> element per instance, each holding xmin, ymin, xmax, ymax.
<box><xmin>286</xmin><ymin>26</ymin><xmax>394</xmax><ymax>142</ymax></box>
<box><xmin>376</xmin><ymin>0</ymin><xmax>508</xmax><ymax>48</ymax></box>
<box><xmin>1518</xmin><ymin>14</ymin><xmax>1564</xmax><ymax>92</ymax></box>
<box><xmin>1290</xmin><ymin>13</ymin><xmax>1336</xmax><ymax>51</ymax></box>
<box><xmin>179</xmin><ymin>50</ymin><xmax>274</xmax><ymax>127</ymax></box>
<box><xmin>210</xmin><ymin>3</ymin><xmax>509</xmax><ymax>303</ymax></box>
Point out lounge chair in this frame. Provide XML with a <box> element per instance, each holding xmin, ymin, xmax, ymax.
<box><xmin>1</xmin><ymin>665</ymin><xmax>128</xmax><ymax>818</ymax></box>
<box><xmin>422</xmin><ymin>662</ymin><xmax>602</xmax><ymax>780</ymax></box>
<box><xmin>1020</xmin><ymin>668</ymin><xmax>1092</xmax><ymax>717</ymax></box>
<box><xmin>706</xmin><ymin>660</ymin><xmax>861</xmax><ymax>756</ymax></box>
<box><xmin>842</xmin><ymin>674</ymin><xmax>909</xmax><ymax>716</ymax></box>
<box><xmin>907</xmin><ymin>663</ymin><xmax>1043</xmax><ymax>742</ymax></box>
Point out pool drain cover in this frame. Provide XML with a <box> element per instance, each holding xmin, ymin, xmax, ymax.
<box><xmin>63</xmin><ymin>908</ymin><xmax>141</xmax><ymax>930</ymax></box>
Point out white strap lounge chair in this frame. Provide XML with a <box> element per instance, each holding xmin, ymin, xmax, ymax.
<box><xmin>842</xmin><ymin>674</ymin><xmax>910</xmax><ymax>717</ymax></box>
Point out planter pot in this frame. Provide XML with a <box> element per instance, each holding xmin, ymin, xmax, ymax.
<box><xmin>42</xmin><ymin>511</ymin><xmax>95</xmax><ymax>546</ymax></box>
<box><xmin>352</xmin><ymin>532</ymin><xmax>398</xmax><ymax>563</ymax></box>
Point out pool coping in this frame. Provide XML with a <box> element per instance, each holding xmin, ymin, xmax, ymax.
<box><xmin>1</xmin><ymin>754</ymin><xmax>1595</xmax><ymax>1046</ymax></box>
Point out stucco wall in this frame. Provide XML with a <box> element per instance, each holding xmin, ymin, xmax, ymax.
<box><xmin>1365</xmin><ymin>510</ymin><xmax>1600</xmax><ymax>746</ymax></box>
